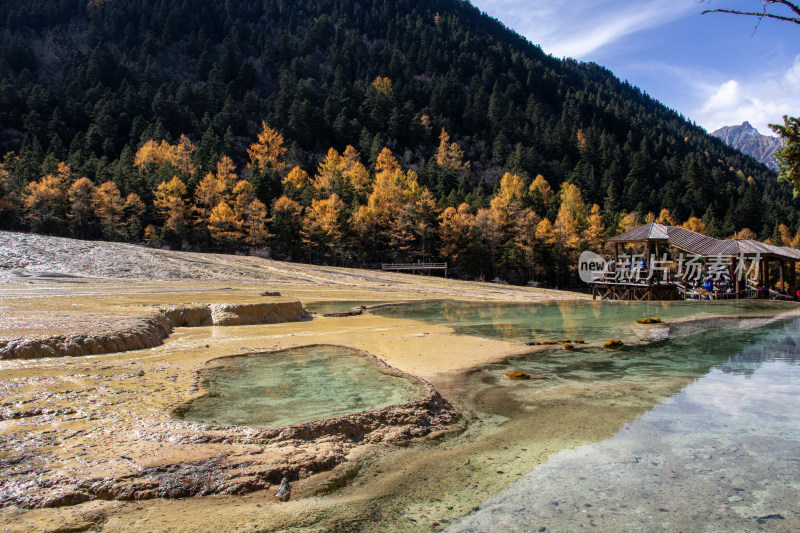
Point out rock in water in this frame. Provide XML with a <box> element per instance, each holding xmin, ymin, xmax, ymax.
<box><xmin>276</xmin><ymin>477</ymin><xmax>290</xmax><ymax>501</ymax></box>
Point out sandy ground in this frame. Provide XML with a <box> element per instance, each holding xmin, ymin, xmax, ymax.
<box><xmin>0</xmin><ymin>231</ymin><xmax>707</xmax><ymax>533</ymax></box>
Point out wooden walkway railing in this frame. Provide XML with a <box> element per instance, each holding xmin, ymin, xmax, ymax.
<box><xmin>381</xmin><ymin>262</ymin><xmax>447</xmax><ymax>277</ymax></box>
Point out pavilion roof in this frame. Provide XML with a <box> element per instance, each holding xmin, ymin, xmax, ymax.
<box><xmin>608</xmin><ymin>223</ymin><xmax>800</xmax><ymax>260</ymax></box>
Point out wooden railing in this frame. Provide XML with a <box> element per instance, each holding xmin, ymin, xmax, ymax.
<box><xmin>381</xmin><ymin>262</ymin><xmax>447</xmax><ymax>271</ymax></box>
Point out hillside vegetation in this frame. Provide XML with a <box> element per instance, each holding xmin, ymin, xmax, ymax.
<box><xmin>0</xmin><ymin>0</ymin><xmax>798</xmax><ymax>285</ymax></box>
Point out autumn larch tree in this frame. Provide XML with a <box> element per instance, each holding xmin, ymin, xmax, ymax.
<box><xmin>153</xmin><ymin>176</ymin><xmax>189</xmax><ymax>245</ymax></box>
<box><xmin>301</xmin><ymin>193</ymin><xmax>345</xmax><ymax>263</ymax></box>
<box><xmin>247</xmin><ymin>121</ymin><xmax>288</xmax><ymax>204</ymax></box>
<box><xmin>67</xmin><ymin>177</ymin><xmax>97</xmax><ymax>238</ymax></box>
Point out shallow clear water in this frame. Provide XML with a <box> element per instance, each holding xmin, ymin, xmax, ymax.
<box><xmin>305</xmin><ymin>300</ymin><xmax>388</xmax><ymax>314</ymax></box>
<box><xmin>448</xmin><ymin>318</ymin><xmax>800</xmax><ymax>531</ymax></box>
<box><xmin>373</xmin><ymin>299</ymin><xmax>796</xmax><ymax>343</ymax></box>
<box><xmin>176</xmin><ymin>345</ymin><xmax>423</xmax><ymax>428</ymax></box>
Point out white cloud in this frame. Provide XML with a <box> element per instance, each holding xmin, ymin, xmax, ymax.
<box><xmin>471</xmin><ymin>0</ymin><xmax>696</xmax><ymax>59</ymax></box>
<box><xmin>693</xmin><ymin>56</ymin><xmax>800</xmax><ymax>135</ymax></box>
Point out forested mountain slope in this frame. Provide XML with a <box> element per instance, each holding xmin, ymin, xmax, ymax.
<box><xmin>0</xmin><ymin>0</ymin><xmax>797</xmax><ymax>284</ymax></box>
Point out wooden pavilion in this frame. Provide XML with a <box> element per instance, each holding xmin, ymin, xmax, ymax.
<box><xmin>589</xmin><ymin>222</ymin><xmax>800</xmax><ymax>301</ymax></box>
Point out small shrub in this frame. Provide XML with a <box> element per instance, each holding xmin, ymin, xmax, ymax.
<box><xmin>563</xmin><ymin>343</ymin><xmax>574</xmax><ymax>350</ymax></box>
<box><xmin>504</xmin><ymin>371</ymin><xmax>530</xmax><ymax>380</ymax></box>
<box><xmin>636</xmin><ymin>317</ymin><xmax>662</xmax><ymax>324</ymax></box>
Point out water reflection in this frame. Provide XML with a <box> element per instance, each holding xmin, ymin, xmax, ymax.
<box><xmin>447</xmin><ymin>318</ymin><xmax>800</xmax><ymax>532</ymax></box>
<box><xmin>175</xmin><ymin>345</ymin><xmax>423</xmax><ymax>428</ymax></box>
<box><xmin>373</xmin><ymin>300</ymin><xmax>796</xmax><ymax>343</ymax></box>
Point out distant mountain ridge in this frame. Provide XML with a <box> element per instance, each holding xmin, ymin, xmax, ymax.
<box><xmin>712</xmin><ymin>122</ymin><xmax>783</xmax><ymax>170</ymax></box>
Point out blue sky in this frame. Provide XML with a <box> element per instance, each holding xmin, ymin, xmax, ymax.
<box><xmin>469</xmin><ymin>0</ymin><xmax>800</xmax><ymax>136</ymax></box>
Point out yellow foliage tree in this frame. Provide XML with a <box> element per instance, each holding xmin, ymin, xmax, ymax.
<box><xmin>554</xmin><ymin>207</ymin><xmax>582</xmax><ymax>250</ymax></box>
<box><xmin>134</xmin><ymin>136</ymin><xmax>196</xmax><ymax>174</ymax></box>
<box><xmin>511</xmin><ymin>208</ymin><xmax>542</xmax><ymax>265</ymax></box>
<box><xmin>413</xmin><ymin>188</ymin><xmax>439</xmax><ymax>260</ymax></box>
<box><xmin>371</xmin><ymin>76</ymin><xmax>393</xmax><ymax>97</ymax></box>
<box><xmin>435</xmin><ymin>128</ymin><xmax>470</xmax><ymax>173</ymax></box>
<box><xmin>366</xmin><ymin>148</ymin><xmax>408</xmax><ymax>230</ymax></box>
<box><xmin>656</xmin><ymin>208</ymin><xmax>675</xmax><ymax>225</ymax></box>
<box><xmin>778</xmin><ymin>223</ymin><xmax>793</xmax><ymax>246</ymax></box>
<box><xmin>494</xmin><ymin>172</ymin><xmax>525</xmax><ymax>213</ymax></box>
<box><xmin>439</xmin><ymin>202</ymin><xmax>475</xmax><ymax>263</ymax></box>
<box><xmin>314</xmin><ymin>148</ymin><xmax>346</xmax><ymax>194</ymax></box>
<box><xmin>271</xmin><ymin>195</ymin><xmax>304</xmax><ymax>245</ymax></box>
<box><xmin>558</xmin><ymin>182</ymin><xmax>588</xmax><ymax>225</ymax></box>
<box><xmin>390</xmin><ymin>203</ymin><xmax>417</xmax><ymax>258</ymax></box>
<box><xmin>351</xmin><ymin>204</ymin><xmax>376</xmax><ymax>242</ymax></box>
<box><xmin>617</xmin><ymin>212</ymin><xmax>640</xmax><ymax>234</ymax></box>
<box><xmin>22</xmin><ymin>174</ymin><xmax>69</xmax><ymax>231</ymax></box>
<box><xmin>123</xmin><ymin>193</ymin><xmax>146</xmax><ymax>240</ymax></box>
<box><xmin>342</xmin><ymin>145</ymin><xmax>370</xmax><ymax>192</ymax></box>
<box><xmin>474</xmin><ymin>205</ymin><xmax>506</xmax><ymax>264</ymax></box>
<box><xmin>529</xmin><ymin>174</ymin><xmax>554</xmax><ymax>206</ymax></box>
<box><xmin>232</xmin><ymin>180</ymin><xmax>271</xmax><ymax>247</ymax></box>
<box><xmin>681</xmin><ymin>216</ymin><xmax>706</xmax><ymax>233</ymax></box>
<box><xmin>194</xmin><ymin>156</ymin><xmax>238</xmax><ymax>226</ymax></box>
<box><xmin>283</xmin><ymin>166</ymin><xmax>312</xmax><ymax>191</ymax></box>
<box><xmin>583</xmin><ymin>204</ymin><xmax>606</xmax><ymax>253</ymax></box>
<box><xmin>301</xmin><ymin>193</ymin><xmax>345</xmax><ymax>258</ymax></box>
<box><xmin>375</xmin><ymin>147</ymin><xmax>401</xmax><ymax>175</ymax></box>
<box><xmin>247</xmin><ymin>121</ymin><xmax>287</xmax><ymax>172</ymax></box>
<box><xmin>731</xmin><ymin>228</ymin><xmax>757</xmax><ymax>240</ymax></box>
<box><xmin>67</xmin><ymin>177</ymin><xmax>97</xmax><ymax>237</ymax></box>
<box><xmin>535</xmin><ymin>218</ymin><xmax>556</xmax><ymax>246</ymax></box>
<box><xmin>208</xmin><ymin>201</ymin><xmax>243</xmax><ymax>249</ymax></box>
<box><xmin>94</xmin><ymin>181</ymin><xmax>125</xmax><ymax>239</ymax></box>
<box><xmin>153</xmin><ymin>176</ymin><xmax>188</xmax><ymax>236</ymax></box>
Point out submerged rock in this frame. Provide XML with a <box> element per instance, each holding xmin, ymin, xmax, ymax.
<box><xmin>603</xmin><ymin>339</ymin><xmax>624</xmax><ymax>349</ymax></box>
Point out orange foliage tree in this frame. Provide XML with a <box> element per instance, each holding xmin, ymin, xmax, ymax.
<box><xmin>67</xmin><ymin>177</ymin><xmax>97</xmax><ymax>238</ymax></box>
<box><xmin>153</xmin><ymin>176</ymin><xmax>189</xmax><ymax>241</ymax></box>
<box><xmin>302</xmin><ymin>193</ymin><xmax>345</xmax><ymax>261</ymax></box>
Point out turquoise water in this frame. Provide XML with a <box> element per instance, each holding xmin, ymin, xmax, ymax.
<box><xmin>176</xmin><ymin>345</ymin><xmax>423</xmax><ymax>428</ymax></box>
<box><xmin>305</xmin><ymin>300</ymin><xmax>388</xmax><ymax>314</ymax></box>
<box><xmin>372</xmin><ymin>299</ymin><xmax>797</xmax><ymax>343</ymax></box>
<box><xmin>448</xmin><ymin>317</ymin><xmax>800</xmax><ymax>531</ymax></box>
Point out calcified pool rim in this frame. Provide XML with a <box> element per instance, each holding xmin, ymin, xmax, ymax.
<box><xmin>169</xmin><ymin>344</ymin><xmax>450</xmax><ymax>441</ymax></box>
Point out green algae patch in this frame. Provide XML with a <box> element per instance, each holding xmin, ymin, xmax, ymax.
<box><xmin>175</xmin><ymin>345</ymin><xmax>425</xmax><ymax>428</ymax></box>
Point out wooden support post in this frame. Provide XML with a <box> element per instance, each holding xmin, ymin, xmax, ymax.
<box><xmin>780</xmin><ymin>261</ymin><xmax>785</xmax><ymax>293</ymax></box>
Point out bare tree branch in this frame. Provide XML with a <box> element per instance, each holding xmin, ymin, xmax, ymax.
<box><xmin>701</xmin><ymin>8</ymin><xmax>800</xmax><ymax>24</ymax></box>
<box><xmin>700</xmin><ymin>1</ymin><xmax>800</xmax><ymax>25</ymax></box>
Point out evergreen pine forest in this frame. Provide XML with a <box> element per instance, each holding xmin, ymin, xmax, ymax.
<box><xmin>1</xmin><ymin>0</ymin><xmax>798</xmax><ymax>286</ymax></box>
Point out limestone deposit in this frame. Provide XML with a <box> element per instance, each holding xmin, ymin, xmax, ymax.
<box><xmin>0</xmin><ymin>231</ymin><xmax>594</xmax><ymax>533</ymax></box>
<box><xmin>0</xmin><ymin>301</ymin><xmax>308</xmax><ymax>360</ymax></box>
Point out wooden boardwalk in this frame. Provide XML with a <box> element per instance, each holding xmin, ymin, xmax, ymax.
<box><xmin>381</xmin><ymin>262</ymin><xmax>447</xmax><ymax>277</ymax></box>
